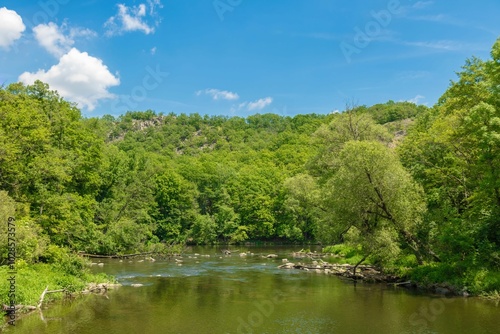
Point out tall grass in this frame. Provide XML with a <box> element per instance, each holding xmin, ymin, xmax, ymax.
<box><xmin>0</xmin><ymin>259</ymin><xmax>112</xmax><ymax>307</ymax></box>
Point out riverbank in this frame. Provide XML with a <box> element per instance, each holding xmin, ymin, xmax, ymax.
<box><xmin>278</xmin><ymin>259</ymin><xmax>475</xmax><ymax>297</ymax></box>
<box><xmin>286</xmin><ymin>244</ymin><xmax>500</xmax><ymax>300</ymax></box>
<box><xmin>0</xmin><ymin>259</ymin><xmax>116</xmax><ymax>327</ymax></box>
<box><xmin>7</xmin><ymin>246</ymin><xmax>500</xmax><ymax>334</ymax></box>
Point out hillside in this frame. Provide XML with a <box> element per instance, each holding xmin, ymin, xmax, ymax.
<box><xmin>1</xmin><ymin>53</ymin><xmax>499</xmax><ymax>294</ymax></box>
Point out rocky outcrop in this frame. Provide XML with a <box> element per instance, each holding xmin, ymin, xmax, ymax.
<box><xmin>278</xmin><ymin>262</ymin><xmax>401</xmax><ymax>283</ymax></box>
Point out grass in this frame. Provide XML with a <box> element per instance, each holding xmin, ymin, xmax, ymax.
<box><xmin>406</xmin><ymin>263</ymin><xmax>500</xmax><ymax>295</ymax></box>
<box><xmin>322</xmin><ymin>244</ymin><xmax>373</xmax><ymax>265</ymax></box>
<box><xmin>323</xmin><ymin>243</ymin><xmax>500</xmax><ymax>296</ymax></box>
<box><xmin>0</xmin><ymin>259</ymin><xmax>113</xmax><ymax>308</ymax></box>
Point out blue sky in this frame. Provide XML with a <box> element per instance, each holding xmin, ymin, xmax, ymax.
<box><xmin>0</xmin><ymin>0</ymin><xmax>499</xmax><ymax>118</ymax></box>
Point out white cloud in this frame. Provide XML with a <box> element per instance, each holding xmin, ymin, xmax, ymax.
<box><xmin>398</xmin><ymin>1</ymin><xmax>434</xmax><ymax>17</ymax></box>
<box><xmin>403</xmin><ymin>40</ymin><xmax>464</xmax><ymax>51</ymax></box>
<box><xmin>33</xmin><ymin>22</ymin><xmax>97</xmax><ymax>57</ymax></box>
<box><xmin>411</xmin><ymin>14</ymin><xmax>446</xmax><ymax>22</ymax></box>
<box><xmin>406</xmin><ymin>95</ymin><xmax>426</xmax><ymax>104</ymax></box>
<box><xmin>247</xmin><ymin>97</ymin><xmax>273</xmax><ymax>111</ymax></box>
<box><xmin>19</xmin><ymin>48</ymin><xmax>120</xmax><ymax>111</ymax></box>
<box><xmin>412</xmin><ymin>1</ymin><xmax>433</xmax><ymax>9</ymax></box>
<box><xmin>232</xmin><ymin>97</ymin><xmax>274</xmax><ymax>112</ymax></box>
<box><xmin>151</xmin><ymin>46</ymin><xmax>157</xmax><ymax>55</ymax></box>
<box><xmin>147</xmin><ymin>0</ymin><xmax>163</xmax><ymax>15</ymax></box>
<box><xmin>70</xmin><ymin>27</ymin><xmax>97</xmax><ymax>39</ymax></box>
<box><xmin>0</xmin><ymin>7</ymin><xmax>25</xmax><ymax>49</ymax></box>
<box><xmin>105</xmin><ymin>2</ymin><xmax>162</xmax><ymax>36</ymax></box>
<box><xmin>196</xmin><ymin>88</ymin><xmax>239</xmax><ymax>101</ymax></box>
<box><xmin>33</xmin><ymin>22</ymin><xmax>73</xmax><ymax>57</ymax></box>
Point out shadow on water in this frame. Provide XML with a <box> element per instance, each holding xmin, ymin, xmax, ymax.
<box><xmin>6</xmin><ymin>246</ymin><xmax>499</xmax><ymax>334</ymax></box>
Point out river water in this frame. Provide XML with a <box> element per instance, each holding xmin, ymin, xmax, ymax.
<box><xmin>7</xmin><ymin>246</ymin><xmax>499</xmax><ymax>333</ymax></box>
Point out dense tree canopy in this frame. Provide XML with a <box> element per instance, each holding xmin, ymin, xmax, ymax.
<box><xmin>398</xmin><ymin>39</ymin><xmax>500</xmax><ymax>272</ymax></box>
<box><xmin>1</xmin><ymin>37</ymin><xmax>500</xmax><ymax>294</ymax></box>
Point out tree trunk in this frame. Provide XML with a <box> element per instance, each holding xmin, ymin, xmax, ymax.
<box><xmin>353</xmin><ymin>253</ymin><xmax>369</xmax><ymax>278</ymax></box>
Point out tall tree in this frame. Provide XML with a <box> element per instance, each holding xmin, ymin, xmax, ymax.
<box><xmin>320</xmin><ymin>141</ymin><xmax>432</xmax><ymax>265</ymax></box>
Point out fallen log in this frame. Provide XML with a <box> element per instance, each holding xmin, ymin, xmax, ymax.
<box><xmin>2</xmin><ymin>304</ymin><xmax>36</xmax><ymax>311</ymax></box>
<box><xmin>37</xmin><ymin>286</ymin><xmax>67</xmax><ymax>309</ymax></box>
<box><xmin>80</xmin><ymin>252</ymin><xmax>156</xmax><ymax>259</ymax></box>
<box><xmin>221</xmin><ymin>249</ymin><xmax>239</xmax><ymax>255</ymax></box>
<box><xmin>83</xmin><ymin>283</ymin><xmax>122</xmax><ymax>294</ymax></box>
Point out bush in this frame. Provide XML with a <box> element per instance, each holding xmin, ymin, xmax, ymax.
<box><xmin>409</xmin><ymin>263</ymin><xmax>500</xmax><ymax>294</ymax></box>
<box><xmin>107</xmin><ymin>219</ymin><xmax>155</xmax><ymax>253</ymax></box>
<box><xmin>322</xmin><ymin>244</ymin><xmax>372</xmax><ymax>265</ymax></box>
<box><xmin>41</xmin><ymin>245</ymin><xmax>89</xmax><ymax>277</ymax></box>
<box><xmin>0</xmin><ymin>262</ymin><xmax>112</xmax><ymax>307</ymax></box>
<box><xmin>464</xmin><ymin>269</ymin><xmax>500</xmax><ymax>294</ymax></box>
<box><xmin>190</xmin><ymin>215</ymin><xmax>217</xmax><ymax>244</ymax></box>
<box><xmin>230</xmin><ymin>226</ymin><xmax>250</xmax><ymax>244</ymax></box>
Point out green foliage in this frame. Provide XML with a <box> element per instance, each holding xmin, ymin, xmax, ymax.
<box><xmin>11</xmin><ymin>220</ymin><xmax>48</xmax><ymax>264</ymax></box>
<box><xmin>153</xmin><ymin>169</ymin><xmax>198</xmax><ymax>242</ymax></box>
<box><xmin>0</xmin><ymin>261</ymin><xmax>112</xmax><ymax>306</ymax></box>
<box><xmin>0</xmin><ymin>192</ymin><xmax>49</xmax><ymax>264</ymax></box>
<box><xmin>398</xmin><ymin>38</ymin><xmax>500</xmax><ymax>279</ymax></box>
<box><xmin>354</xmin><ymin>101</ymin><xmax>427</xmax><ymax>124</ymax></box>
<box><xmin>2</xmin><ymin>40</ymin><xmax>500</xmax><ymax>297</ymax></box>
<box><xmin>282</xmin><ymin>174</ymin><xmax>321</xmax><ymax>240</ymax></box>
<box><xmin>323</xmin><ymin>244</ymin><xmax>360</xmax><ymax>258</ymax></box>
<box><xmin>41</xmin><ymin>245</ymin><xmax>88</xmax><ymax>277</ymax></box>
<box><xmin>322</xmin><ymin>244</ymin><xmax>371</xmax><ymax>265</ymax></box>
<box><xmin>311</xmin><ymin>137</ymin><xmax>429</xmax><ymax>265</ymax></box>
<box><xmin>105</xmin><ymin>218</ymin><xmax>156</xmax><ymax>254</ymax></box>
<box><xmin>307</xmin><ymin>109</ymin><xmax>393</xmax><ymax>184</ymax></box>
<box><xmin>409</xmin><ymin>264</ymin><xmax>500</xmax><ymax>294</ymax></box>
<box><xmin>190</xmin><ymin>215</ymin><xmax>218</xmax><ymax>245</ymax></box>
<box><xmin>229</xmin><ymin>225</ymin><xmax>250</xmax><ymax>244</ymax></box>
<box><xmin>376</xmin><ymin>38</ymin><xmax>500</xmax><ymax>294</ymax></box>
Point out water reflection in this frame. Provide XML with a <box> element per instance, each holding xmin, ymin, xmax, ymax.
<box><xmin>6</xmin><ymin>246</ymin><xmax>499</xmax><ymax>334</ymax></box>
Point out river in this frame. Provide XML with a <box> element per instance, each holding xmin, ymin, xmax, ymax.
<box><xmin>6</xmin><ymin>246</ymin><xmax>499</xmax><ymax>333</ymax></box>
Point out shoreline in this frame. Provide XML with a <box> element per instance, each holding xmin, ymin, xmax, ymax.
<box><xmin>277</xmin><ymin>259</ymin><xmax>494</xmax><ymax>298</ymax></box>
<box><xmin>1</xmin><ymin>282</ymin><xmax>121</xmax><ymax>329</ymax></box>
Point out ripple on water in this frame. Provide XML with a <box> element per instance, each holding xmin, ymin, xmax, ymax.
<box><xmin>273</xmin><ymin>313</ymin><xmax>337</xmax><ymax>334</ymax></box>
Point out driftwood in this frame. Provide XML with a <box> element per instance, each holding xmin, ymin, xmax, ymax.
<box><xmin>37</xmin><ymin>286</ymin><xmax>67</xmax><ymax>309</ymax></box>
<box><xmin>80</xmin><ymin>252</ymin><xmax>154</xmax><ymax>259</ymax></box>
<box><xmin>3</xmin><ymin>283</ymin><xmax>119</xmax><ymax>314</ymax></box>
<box><xmin>83</xmin><ymin>283</ymin><xmax>122</xmax><ymax>294</ymax></box>
<box><xmin>2</xmin><ymin>286</ymin><xmax>67</xmax><ymax>314</ymax></box>
<box><xmin>1</xmin><ymin>283</ymin><xmax>119</xmax><ymax>329</ymax></box>
<box><xmin>80</xmin><ymin>252</ymin><xmax>179</xmax><ymax>259</ymax></box>
<box><xmin>2</xmin><ymin>304</ymin><xmax>36</xmax><ymax>312</ymax></box>
<box><xmin>221</xmin><ymin>249</ymin><xmax>239</xmax><ymax>255</ymax></box>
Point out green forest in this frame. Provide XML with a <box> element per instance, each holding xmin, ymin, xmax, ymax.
<box><xmin>1</xmin><ymin>39</ymin><xmax>500</xmax><ymax>302</ymax></box>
